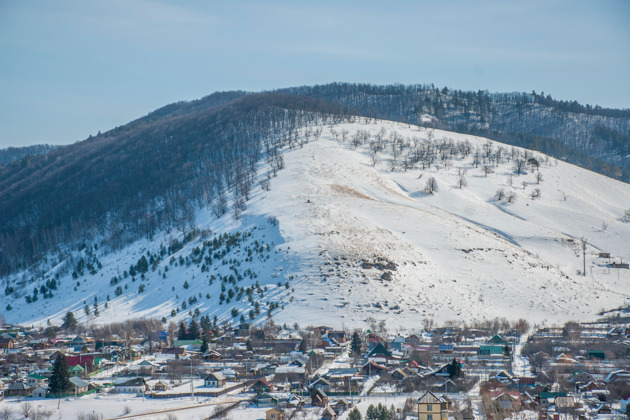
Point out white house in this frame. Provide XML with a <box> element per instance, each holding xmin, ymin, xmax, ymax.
<box><xmin>114</xmin><ymin>378</ymin><xmax>148</xmax><ymax>394</ymax></box>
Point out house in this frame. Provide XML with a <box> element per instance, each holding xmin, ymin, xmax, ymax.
<box><xmin>266</xmin><ymin>407</ymin><xmax>284</xmax><ymax>420</ymax></box>
<box><xmin>69</xmin><ymin>365</ymin><xmax>85</xmax><ymax>376</ymax></box>
<box><xmin>310</xmin><ymin>377</ymin><xmax>332</xmax><ymax>392</ymax></box>
<box><xmin>26</xmin><ymin>373</ymin><xmax>47</xmax><ymax>388</ymax></box>
<box><xmin>367</xmin><ymin>342</ymin><xmax>392</xmax><ymax>360</ymax></box>
<box><xmin>0</xmin><ymin>337</ymin><xmax>15</xmax><ymax>349</ymax></box>
<box><xmin>332</xmin><ymin>399</ymin><xmax>351</xmax><ymax>414</ymax></box>
<box><xmin>311</xmin><ymin>389</ymin><xmax>328</xmax><ymax>407</ymax></box>
<box><xmin>321</xmin><ymin>405</ymin><xmax>337</xmax><ymax>420</ymax></box>
<box><xmin>153</xmin><ymin>380</ymin><xmax>168</xmax><ymax>392</ymax></box>
<box><xmin>203</xmin><ymin>349</ymin><xmax>222</xmax><ymax>360</ymax></box>
<box><xmin>477</xmin><ymin>345</ymin><xmax>504</xmax><ymax>356</ymax></box>
<box><xmin>595</xmin><ymin>404</ymin><xmax>612</xmax><ymax>415</ymax></box>
<box><xmin>235</xmin><ymin>322</ymin><xmax>252</xmax><ymax>337</ymax></box>
<box><xmin>492</xmin><ymin>392</ymin><xmax>520</xmax><ymax>412</ymax></box>
<box><xmin>555</xmin><ymin>396</ymin><xmax>575</xmax><ymax>413</ymax></box>
<box><xmin>251</xmin><ymin>378</ymin><xmax>274</xmax><ymax>393</ymax></box>
<box><xmin>605</xmin><ymin>370</ymin><xmax>630</xmax><ymax>383</ymax></box>
<box><xmin>5</xmin><ymin>381</ymin><xmax>31</xmax><ymax>397</ymax></box>
<box><xmin>162</xmin><ymin>347</ymin><xmax>186</xmax><ymax>357</ymax></box>
<box><xmin>460</xmin><ymin>407</ymin><xmax>474</xmax><ymax>420</ymax></box>
<box><xmin>114</xmin><ymin>378</ymin><xmax>147</xmax><ymax>394</ymax></box>
<box><xmin>417</xmin><ymin>391</ymin><xmax>449</xmax><ymax>420</ymax></box>
<box><xmin>391</xmin><ymin>368</ymin><xmax>409</xmax><ymax>381</ymax></box>
<box><xmin>361</xmin><ymin>361</ymin><xmax>391</xmax><ymax>376</ymax></box>
<box><xmin>66</xmin><ymin>355</ymin><xmax>95</xmax><ymax>370</ymax></box>
<box><xmin>32</xmin><ymin>385</ymin><xmax>48</xmax><ymax>398</ymax></box>
<box><xmin>487</xmin><ymin>334</ymin><xmax>507</xmax><ymax>344</ymax></box>
<box><xmin>69</xmin><ymin>376</ymin><xmax>89</xmax><ymax>394</ymax></box>
<box><xmin>327</xmin><ymin>331</ymin><xmax>347</xmax><ymax>344</ymax></box>
<box><xmin>204</xmin><ymin>372</ymin><xmax>226</xmax><ymax>388</ymax></box>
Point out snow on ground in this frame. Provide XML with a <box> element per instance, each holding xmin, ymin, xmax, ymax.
<box><xmin>5</xmin><ymin>118</ymin><xmax>630</xmax><ymax>329</ymax></box>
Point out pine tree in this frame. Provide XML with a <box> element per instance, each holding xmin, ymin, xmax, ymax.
<box><xmin>348</xmin><ymin>407</ymin><xmax>363</xmax><ymax>420</ymax></box>
<box><xmin>188</xmin><ymin>319</ymin><xmax>200</xmax><ymax>340</ymax></box>
<box><xmin>200</xmin><ymin>338</ymin><xmax>209</xmax><ymax>354</ymax></box>
<box><xmin>351</xmin><ymin>331</ymin><xmax>363</xmax><ymax>358</ymax></box>
<box><xmin>49</xmin><ymin>355</ymin><xmax>72</xmax><ymax>396</ymax></box>
<box><xmin>447</xmin><ymin>358</ymin><xmax>462</xmax><ymax>378</ymax></box>
<box><xmin>177</xmin><ymin>321</ymin><xmax>187</xmax><ymax>340</ymax></box>
<box><xmin>61</xmin><ymin>311</ymin><xmax>77</xmax><ymax>330</ymax></box>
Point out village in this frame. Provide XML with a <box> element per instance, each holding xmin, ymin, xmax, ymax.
<box><xmin>0</xmin><ymin>313</ymin><xmax>629</xmax><ymax>420</ymax></box>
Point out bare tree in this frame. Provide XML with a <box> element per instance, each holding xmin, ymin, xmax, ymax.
<box><xmin>482</xmin><ymin>165</ymin><xmax>494</xmax><ymax>177</ymax></box>
<box><xmin>495</xmin><ymin>188</ymin><xmax>505</xmax><ymax>201</ymax></box>
<box><xmin>536</xmin><ymin>172</ymin><xmax>544</xmax><ymax>184</ymax></box>
<box><xmin>0</xmin><ymin>406</ymin><xmax>14</xmax><ymax>420</ymax></box>
<box><xmin>514</xmin><ymin>159</ymin><xmax>526</xmax><ymax>175</ymax></box>
<box><xmin>506</xmin><ymin>191</ymin><xmax>517</xmax><ymax>203</ymax></box>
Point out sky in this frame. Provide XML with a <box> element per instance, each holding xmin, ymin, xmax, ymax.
<box><xmin>0</xmin><ymin>0</ymin><xmax>629</xmax><ymax>148</ymax></box>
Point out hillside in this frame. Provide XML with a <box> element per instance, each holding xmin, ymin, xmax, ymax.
<box><xmin>4</xmin><ymin>119</ymin><xmax>630</xmax><ymax>328</ymax></box>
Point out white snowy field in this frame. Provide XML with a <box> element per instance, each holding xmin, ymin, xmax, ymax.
<box><xmin>5</xmin><ymin>118</ymin><xmax>630</xmax><ymax>329</ymax></box>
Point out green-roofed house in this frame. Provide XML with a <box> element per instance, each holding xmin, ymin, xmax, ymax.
<box><xmin>478</xmin><ymin>345</ymin><xmax>504</xmax><ymax>356</ymax></box>
<box><xmin>69</xmin><ymin>365</ymin><xmax>85</xmax><ymax>375</ymax></box>
<box><xmin>26</xmin><ymin>373</ymin><xmax>47</xmax><ymax>388</ymax></box>
<box><xmin>487</xmin><ymin>334</ymin><xmax>507</xmax><ymax>345</ymax></box>
<box><xmin>173</xmin><ymin>339</ymin><xmax>203</xmax><ymax>349</ymax></box>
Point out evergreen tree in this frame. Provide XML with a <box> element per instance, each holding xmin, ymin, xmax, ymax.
<box><xmin>137</xmin><ymin>255</ymin><xmax>149</xmax><ymax>273</ymax></box>
<box><xmin>49</xmin><ymin>355</ymin><xmax>72</xmax><ymax>396</ymax></box>
<box><xmin>348</xmin><ymin>407</ymin><xmax>363</xmax><ymax>420</ymax></box>
<box><xmin>177</xmin><ymin>321</ymin><xmax>187</xmax><ymax>340</ymax></box>
<box><xmin>298</xmin><ymin>339</ymin><xmax>307</xmax><ymax>353</ymax></box>
<box><xmin>61</xmin><ymin>311</ymin><xmax>77</xmax><ymax>330</ymax></box>
<box><xmin>447</xmin><ymin>358</ymin><xmax>462</xmax><ymax>378</ymax></box>
<box><xmin>351</xmin><ymin>331</ymin><xmax>363</xmax><ymax>358</ymax></box>
<box><xmin>188</xmin><ymin>319</ymin><xmax>200</xmax><ymax>340</ymax></box>
<box><xmin>200</xmin><ymin>338</ymin><xmax>209</xmax><ymax>354</ymax></box>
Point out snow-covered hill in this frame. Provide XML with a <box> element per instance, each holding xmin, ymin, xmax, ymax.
<box><xmin>5</xmin><ymin>119</ymin><xmax>630</xmax><ymax>329</ymax></box>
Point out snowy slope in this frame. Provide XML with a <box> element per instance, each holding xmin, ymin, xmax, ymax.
<box><xmin>5</xmin><ymin>119</ymin><xmax>630</xmax><ymax>329</ymax></box>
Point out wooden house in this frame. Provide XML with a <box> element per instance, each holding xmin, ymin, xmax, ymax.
<box><xmin>321</xmin><ymin>405</ymin><xmax>337</xmax><ymax>420</ymax></box>
<box><xmin>417</xmin><ymin>391</ymin><xmax>449</xmax><ymax>420</ymax></box>
<box><xmin>204</xmin><ymin>372</ymin><xmax>226</xmax><ymax>388</ymax></box>
<box><xmin>311</xmin><ymin>389</ymin><xmax>328</xmax><ymax>407</ymax></box>
<box><xmin>266</xmin><ymin>407</ymin><xmax>284</xmax><ymax>420</ymax></box>
<box><xmin>252</xmin><ymin>378</ymin><xmax>274</xmax><ymax>393</ymax></box>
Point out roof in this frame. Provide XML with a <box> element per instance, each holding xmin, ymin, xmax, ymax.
<box><xmin>417</xmin><ymin>391</ymin><xmax>445</xmax><ymax>404</ymax></box>
<box><xmin>367</xmin><ymin>342</ymin><xmax>392</xmax><ymax>357</ymax></box>
<box><xmin>554</xmin><ymin>396</ymin><xmax>575</xmax><ymax>408</ymax></box>
<box><xmin>69</xmin><ymin>377</ymin><xmax>89</xmax><ymax>388</ymax></box>
<box><xmin>114</xmin><ymin>378</ymin><xmax>146</xmax><ymax>387</ymax></box>
<box><xmin>205</xmin><ymin>372</ymin><xmax>226</xmax><ymax>381</ymax></box>
<box><xmin>8</xmin><ymin>381</ymin><xmax>30</xmax><ymax>390</ymax></box>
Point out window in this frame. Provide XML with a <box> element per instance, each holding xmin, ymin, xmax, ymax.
<box><xmin>427</xmin><ymin>405</ymin><xmax>433</xmax><ymax>411</ymax></box>
<box><xmin>428</xmin><ymin>415</ymin><xmax>433</xmax><ymax>420</ymax></box>
<box><xmin>270</xmin><ymin>414</ymin><xmax>275</xmax><ymax>419</ymax></box>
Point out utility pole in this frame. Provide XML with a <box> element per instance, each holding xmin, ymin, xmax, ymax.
<box><xmin>581</xmin><ymin>237</ymin><xmax>587</xmax><ymax>276</ymax></box>
<box><xmin>190</xmin><ymin>360</ymin><xmax>194</xmax><ymax>399</ymax></box>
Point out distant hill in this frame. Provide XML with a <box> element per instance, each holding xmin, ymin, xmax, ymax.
<box><xmin>1</xmin><ymin>82</ymin><xmax>629</xmax><ymax>284</ymax></box>
<box><xmin>0</xmin><ymin>144</ymin><xmax>59</xmax><ymax>166</ymax></box>
<box><xmin>3</xmin><ymin>119</ymin><xmax>630</xmax><ymax>328</ymax></box>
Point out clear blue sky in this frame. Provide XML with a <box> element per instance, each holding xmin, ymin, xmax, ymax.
<box><xmin>1</xmin><ymin>0</ymin><xmax>629</xmax><ymax>148</ymax></box>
